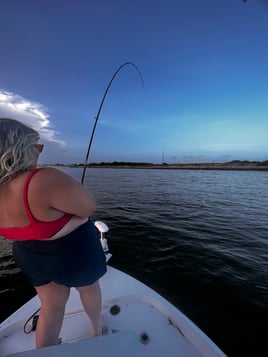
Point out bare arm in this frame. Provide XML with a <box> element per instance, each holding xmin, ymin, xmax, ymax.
<box><xmin>31</xmin><ymin>168</ymin><xmax>96</xmax><ymax>218</ymax></box>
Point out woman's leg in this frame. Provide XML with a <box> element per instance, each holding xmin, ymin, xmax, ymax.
<box><xmin>34</xmin><ymin>282</ymin><xmax>70</xmax><ymax>348</ymax></box>
<box><xmin>75</xmin><ymin>280</ymin><xmax>102</xmax><ymax>337</ymax></box>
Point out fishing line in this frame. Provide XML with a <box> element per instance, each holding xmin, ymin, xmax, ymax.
<box><xmin>81</xmin><ymin>62</ymin><xmax>144</xmax><ymax>184</ymax></box>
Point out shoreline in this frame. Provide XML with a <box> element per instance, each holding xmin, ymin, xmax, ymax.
<box><xmin>47</xmin><ymin>163</ymin><xmax>268</xmax><ymax>171</ymax></box>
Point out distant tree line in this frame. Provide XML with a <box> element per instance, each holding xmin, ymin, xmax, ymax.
<box><xmin>88</xmin><ymin>161</ymin><xmax>154</xmax><ymax>166</ymax></box>
<box><xmin>227</xmin><ymin>160</ymin><xmax>268</xmax><ymax>166</ymax></box>
<box><xmin>55</xmin><ymin>159</ymin><xmax>268</xmax><ymax>167</ymax></box>
<box><xmin>86</xmin><ymin>160</ymin><xmax>268</xmax><ymax>167</ymax></box>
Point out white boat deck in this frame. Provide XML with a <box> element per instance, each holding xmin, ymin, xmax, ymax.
<box><xmin>5</xmin><ymin>331</ymin><xmax>143</xmax><ymax>357</ymax></box>
<box><xmin>0</xmin><ymin>266</ymin><xmax>226</xmax><ymax>357</ymax></box>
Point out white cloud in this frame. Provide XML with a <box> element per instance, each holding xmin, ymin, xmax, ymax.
<box><xmin>0</xmin><ymin>89</ymin><xmax>65</xmax><ymax>146</ymax></box>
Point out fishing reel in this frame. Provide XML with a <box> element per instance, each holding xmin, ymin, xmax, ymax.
<box><xmin>94</xmin><ymin>220</ymin><xmax>112</xmax><ymax>262</ymax></box>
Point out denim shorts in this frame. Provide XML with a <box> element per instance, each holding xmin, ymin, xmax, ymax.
<box><xmin>13</xmin><ymin>220</ymin><xmax>107</xmax><ymax>287</ymax></box>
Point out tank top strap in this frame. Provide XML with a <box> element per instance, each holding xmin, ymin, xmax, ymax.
<box><xmin>23</xmin><ymin>168</ymin><xmax>42</xmax><ymax>223</ymax></box>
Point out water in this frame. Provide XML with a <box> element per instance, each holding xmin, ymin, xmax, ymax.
<box><xmin>0</xmin><ymin>168</ymin><xmax>267</xmax><ymax>357</ymax></box>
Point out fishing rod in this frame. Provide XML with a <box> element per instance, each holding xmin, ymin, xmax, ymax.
<box><xmin>81</xmin><ymin>62</ymin><xmax>144</xmax><ymax>184</ymax></box>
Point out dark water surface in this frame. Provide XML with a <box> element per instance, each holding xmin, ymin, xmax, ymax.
<box><xmin>1</xmin><ymin>168</ymin><xmax>267</xmax><ymax>357</ymax></box>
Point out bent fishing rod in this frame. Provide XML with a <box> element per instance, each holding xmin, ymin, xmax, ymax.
<box><xmin>81</xmin><ymin>62</ymin><xmax>144</xmax><ymax>184</ymax></box>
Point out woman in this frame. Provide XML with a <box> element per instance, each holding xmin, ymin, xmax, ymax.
<box><xmin>0</xmin><ymin>118</ymin><xmax>107</xmax><ymax>348</ymax></box>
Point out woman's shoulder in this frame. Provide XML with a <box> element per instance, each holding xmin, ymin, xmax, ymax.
<box><xmin>31</xmin><ymin>167</ymin><xmax>77</xmax><ymax>188</ymax></box>
<box><xmin>36</xmin><ymin>167</ymin><xmax>72</xmax><ymax>179</ymax></box>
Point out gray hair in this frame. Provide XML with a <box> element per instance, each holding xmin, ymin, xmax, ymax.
<box><xmin>0</xmin><ymin>118</ymin><xmax>40</xmax><ymax>184</ymax></box>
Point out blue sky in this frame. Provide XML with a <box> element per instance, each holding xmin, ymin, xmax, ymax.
<box><xmin>0</xmin><ymin>0</ymin><xmax>268</xmax><ymax>164</ymax></box>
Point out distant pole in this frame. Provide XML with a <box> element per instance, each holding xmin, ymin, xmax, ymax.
<box><xmin>81</xmin><ymin>62</ymin><xmax>144</xmax><ymax>184</ymax></box>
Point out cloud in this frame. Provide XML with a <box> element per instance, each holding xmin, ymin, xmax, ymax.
<box><xmin>0</xmin><ymin>89</ymin><xmax>65</xmax><ymax>146</ymax></box>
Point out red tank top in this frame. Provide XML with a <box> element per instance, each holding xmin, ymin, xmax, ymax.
<box><xmin>0</xmin><ymin>168</ymin><xmax>73</xmax><ymax>240</ymax></box>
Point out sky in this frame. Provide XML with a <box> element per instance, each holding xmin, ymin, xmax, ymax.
<box><xmin>0</xmin><ymin>0</ymin><xmax>268</xmax><ymax>164</ymax></box>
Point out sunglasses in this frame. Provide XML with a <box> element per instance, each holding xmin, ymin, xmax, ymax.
<box><xmin>36</xmin><ymin>144</ymin><xmax>44</xmax><ymax>153</ymax></box>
